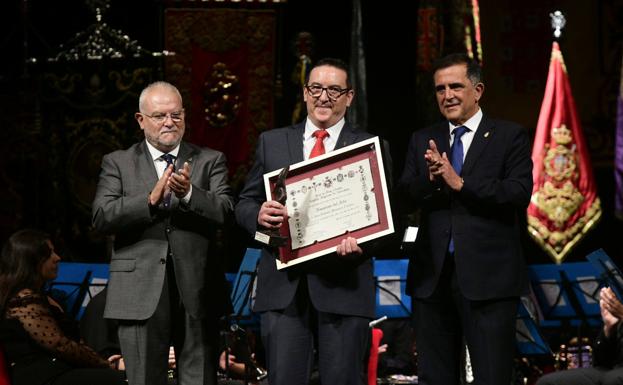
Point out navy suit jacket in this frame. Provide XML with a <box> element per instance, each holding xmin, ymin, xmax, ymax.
<box><xmin>399</xmin><ymin>115</ymin><xmax>533</xmax><ymax>300</ymax></box>
<box><xmin>235</xmin><ymin>122</ymin><xmax>386</xmax><ymax>318</ymax></box>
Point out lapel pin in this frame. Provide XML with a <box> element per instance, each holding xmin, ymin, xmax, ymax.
<box><xmin>484</xmin><ymin>131</ymin><xmax>490</xmax><ymax>138</ymax></box>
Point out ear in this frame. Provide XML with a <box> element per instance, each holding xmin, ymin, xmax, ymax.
<box><xmin>303</xmin><ymin>86</ymin><xmax>309</xmax><ymax>103</ymax></box>
<box><xmin>345</xmin><ymin>89</ymin><xmax>355</xmax><ymax>107</ymax></box>
<box><xmin>474</xmin><ymin>82</ymin><xmax>484</xmax><ymax>102</ymax></box>
<box><xmin>135</xmin><ymin>112</ymin><xmax>145</xmax><ymax>129</ymax></box>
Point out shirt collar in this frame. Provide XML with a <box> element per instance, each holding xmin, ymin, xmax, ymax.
<box><xmin>145</xmin><ymin>140</ymin><xmax>180</xmax><ymax>161</ymax></box>
<box><xmin>448</xmin><ymin>108</ymin><xmax>483</xmax><ymax>134</ymax></box>
<box><xmin>304</xmin><ymin>117</ymin><xmax>345</xmax><ymax>140</ymax></box>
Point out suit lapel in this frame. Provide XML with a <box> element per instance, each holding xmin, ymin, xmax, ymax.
<box><xmin>177</xmin><ymin>141</ymin><xmax>197</xmax><ymax>175</ymax></box>
<box><xmin>335</xmin><ymin>122</ymin><xmax>358</xmax><ymax>150</ymax></box>
<box><xmin>287</xmin><ymin>123</ymin><xmax>305</xmax><ymax>163</ymax></box>
<box><xmin>462</xmin><ymin>116</ymin><xmax>495</xmax><ymax>175</ymax></box>
<box><xmin>136</xmin><ymin>141</ymin><xmax>159</xmax><ymax>192</ymax></box>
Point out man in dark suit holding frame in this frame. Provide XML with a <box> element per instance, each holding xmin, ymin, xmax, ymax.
<box><xmin>236</xmin><ymin>58</ymin><xmax>384</xmax><ymax>385</ymax></box>
<box><xmin>399</xmin><ymin>54</ymin><xmax>533</xmax><ymax>385</ymax></box>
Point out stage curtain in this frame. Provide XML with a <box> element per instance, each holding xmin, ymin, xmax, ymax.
<box><xmin>165</xmin><ymin>9</ymin><xmax>276</xmax><ymax>190</ymax></box>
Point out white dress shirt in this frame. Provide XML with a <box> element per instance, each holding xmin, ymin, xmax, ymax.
<box><xmin>448</xmin><ymin>108</ymin><xmax>483</xmax><ymax>162</ymax></box>
<box><xmin>303</xmin><ymin>117</ymin><xmax>345</xmax><ymax>160</ymax></box>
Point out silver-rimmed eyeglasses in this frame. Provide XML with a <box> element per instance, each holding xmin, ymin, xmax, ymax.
<box><xmin>142</xmin><ymin>110</ymin><xmax>185</xmax><ymax>124</ymax></box>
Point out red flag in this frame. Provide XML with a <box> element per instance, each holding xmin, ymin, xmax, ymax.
<box><xmin>527</xmin><ymin>42</ymin><xmax>601</xmax><ymax>263</ymax></box>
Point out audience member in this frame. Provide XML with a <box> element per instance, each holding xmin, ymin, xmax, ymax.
<box><xmin>0</xmin><ymin>229</ymin><xmax>126</xmax><ymax>385</ymax></box>
<box><xmin>536</xmin><ymin>287</ymin><xmax>623</xmax><ymax>385</ymax></box>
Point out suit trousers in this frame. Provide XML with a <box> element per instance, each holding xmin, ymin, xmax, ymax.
<box><xmin>413</xmin><ymin>256</ymin><xmax>518</xmax><ymax>385</ymax></box>
<box><xmin>535</xmin><ymin>366</ymin><xmax>623</xmax><ymax>385</ymax></box>
<box><xmin>260</xmin><ymin>277</ymin><xmax>369</xmax><ymax>385</ymax></box>
<box><xmin>118</xmin><ymin>256</ymin><xmax>218</xmax><ymax>385</ymax></box>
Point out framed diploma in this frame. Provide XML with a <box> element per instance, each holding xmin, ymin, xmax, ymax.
<box><xmin>262</xmin><ymin>136</ymin><xmax>394</xmax><ymax>270</ymax></box>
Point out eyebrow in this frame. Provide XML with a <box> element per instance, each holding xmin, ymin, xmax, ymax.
<box><xmin>435</xmin><ymin>82</ymin><xmax>465</xmax><ymax>91</ymax></box>
<box><xmin>309</xmin><ymin>82</ymin><xmax>348</xmax><ymax>88</ymax></box>
<box><xmin>150</xmin><ymin>110</ymin><xmax>184</xmax><ymax>115</ymax></box>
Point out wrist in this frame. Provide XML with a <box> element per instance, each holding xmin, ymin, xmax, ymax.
<box><xmin>453</xmin><ymin>176</ymin><xmax>464</xmax><ymax>191</ymax></box>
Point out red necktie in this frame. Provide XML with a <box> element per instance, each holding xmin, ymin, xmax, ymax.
<box><xmin>310</xmin><ymin>129</ymin><xmax>329</xmax><ymax>158</ymax></box>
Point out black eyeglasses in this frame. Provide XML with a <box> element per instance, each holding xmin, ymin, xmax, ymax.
<box><xmin>305</xmin><ymin>84</ymin><xmax>351</xmax><ymax>100</ymax></box>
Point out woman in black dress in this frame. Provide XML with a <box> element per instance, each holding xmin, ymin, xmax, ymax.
<box><xmin>0</xmin><ymin>229</ymin><xmax>126</xmax><ymax>385</ymax></box>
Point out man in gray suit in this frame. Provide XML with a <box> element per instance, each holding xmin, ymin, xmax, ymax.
<box><xmin>92</xmin><ymin>81</ymin><xmax>234</xmax><ymax>385</ymax></box>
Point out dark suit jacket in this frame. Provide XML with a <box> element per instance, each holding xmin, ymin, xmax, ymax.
<box><xmin>235</xmin><ymin>122</ymin><xmax>384</xmax><ymax>318</ymax></box>
<box><xmin>399</xmin><ymin>115</ymin><xmax>533</xmax><ymax>301</ymax></box>
<box><xmin>92</xmin><ymin>140</ymin><xmax>234</xmax><ymax>320</ymax></box>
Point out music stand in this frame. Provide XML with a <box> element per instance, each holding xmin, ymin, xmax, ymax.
<box><xmin>224</xmin><ymin>248</ymin><xmax>263</xmax><ymax>385</ymax></box>
<box><xmin>586</xmin><ymin>248</ymin><xmax>623</xmax><ymax>301</ymax></box>
<box><xmin>528</xmin><ymin>262</ymin><xmax>601</xmax><ymax>327</ymax></box>
<box><xmin>49</xmin><ymin>262</ymin><xmax>109</xmax><ymax>320</ymax></box>
<box><xmin>528</xmin><ymin>262</ymin><xmax>601</xmax><ymax>367</ymax></box>
<box><xmin>229</xmin><ymin>248</ymin><xmax>261</xmax><ymax>324</ymax></box>
<box><xmin>516</xmin><ymin>296</ymin><xmax>552</xmax><ymax>355</ymax></box>
<box><xmin>373</xmin><ymin>258</ymin><xmax>411</xmax><ymax>319</ymax></box>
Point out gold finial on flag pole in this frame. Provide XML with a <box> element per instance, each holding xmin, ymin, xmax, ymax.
<box><xmin>550</xmin><ymin>10</ymin><xmax>566</xmax><ymax>39</ymax></box>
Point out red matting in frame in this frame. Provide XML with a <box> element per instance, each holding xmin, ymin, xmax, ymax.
<box><xmin>262</xmin><ymin>137</ymin><xmax>394</xmax><ymax>270</ymax></box>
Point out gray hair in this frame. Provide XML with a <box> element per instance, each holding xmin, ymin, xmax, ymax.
<box><xmin>138</xmin><ymin>81</ymin><xmax>183</xmax><ymax>113</ymax></box>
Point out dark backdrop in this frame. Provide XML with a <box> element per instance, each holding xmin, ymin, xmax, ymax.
<box><xmin>1</xmin><ymin>0</ymin><xmax>622</xmax><ymax>269</ymax></box>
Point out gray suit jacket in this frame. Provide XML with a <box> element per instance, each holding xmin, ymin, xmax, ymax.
<box><xmin>92</xmin><ymin>140</ymin><xmax>234</xmax><ymax>320</ymax></box>
<box><xmin>235</xmin><ymin>122</ymin><xmax>391</xmax><ymax>318</ymax></box>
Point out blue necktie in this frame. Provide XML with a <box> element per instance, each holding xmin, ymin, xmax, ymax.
<box><xmin>448</xmin><ymin>126</ymin><xmax>469</xmax><ymax>254</ymax></box>
<box><xmin>161</xmin><ymin>153</ymin><xmax>176</xmax><ymax>208</ymax></box>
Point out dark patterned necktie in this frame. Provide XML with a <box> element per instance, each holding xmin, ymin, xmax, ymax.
<box><xmin>448</xmin><ymin>126</ymin><xmax>469</xmax><ymax>254</ymax></box>
<box><xmin>161</xmin><ymin>153</ymin><xmax>176</xmax><ymax>208</ymax></box>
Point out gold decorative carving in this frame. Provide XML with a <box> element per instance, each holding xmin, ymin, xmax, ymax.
<box><xmin>44</xmin><ymin>73</ymin><xmax>84</xmax><ymax>95</ymax></box>
<box><xmin>203</xmin><ymin>62</ymin><xmax>242</xmax><ymax>127</ymax></box>
<box><xmin>65</xmin><ymin>116</ymin><xmax>127</xmax><ymax>213</ymax></box>
<box><xmin>165</xmin><ymin>9</ymin><xmax>275</xmax><ymax>189</ymax></box>
<box><xmin>108</xmin><ymin>68</ymin><xmax>152</xmax><ymax>92</ymax></box>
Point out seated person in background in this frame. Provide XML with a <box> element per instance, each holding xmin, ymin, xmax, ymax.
<box><xmin>0</xmin><ymin>229</ymin><xmax>126</xmax><ymax>385</ymax></box>
<box><xmin>80</xmin><ymin>286</ymin><xmax>123</xmax><ymax>363</ymax></box>
<box><xmin>536</xmin><ymin>287</ymin><xmax>623</xmax><ymax>385</ymax></box>
<box><xmin>218</xmin><ymin>349</ymin><xmax>268</xmax><ymax>385</ymax></box>
<box><xmin>376</xmin><ymin>319</ymin><xmax>416</xmax><ymax>378</ymax></box>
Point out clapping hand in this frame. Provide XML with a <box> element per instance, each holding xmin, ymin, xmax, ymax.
<box><xmin>424</xmin><ymin>140</ymin><xmax>462</xmax><ymax>190</ymax></box>
<box><xmin>169</xmin><ymin>162</ymin><xmax>192</xmax><ymax>198</ymax></box>
<box><xmin>600</xmin><ymin>287</ymin><xmax>623</xmax><ymax>336</ymax></box>
<box><xmin>149</xmin><ymin>164</ymin><xmax>174</xmax><ymax>206</ymax></box>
